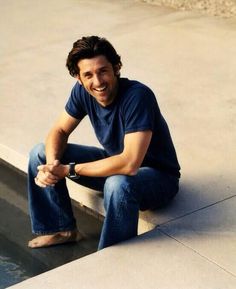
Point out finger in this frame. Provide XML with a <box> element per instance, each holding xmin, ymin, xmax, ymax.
<box><xmin>37</xmin><ymin>164</ymin><xmax>48</xmax><ymax>172</ymax></box>
<box><xmin>35</xmin><ymin>177</ymin><xmax>47</xmax><ymax>188</ymax></box>
<box><xmin>45</xmin><ymin>172</ymin><xmax>59</xmax><ymax>182</ymax></box>
<box><xmin>53</xmin><ymin>160</ymin><xmax>60</xmax><ymax>166</ymax></box>
<box><xmin>36</xmin><ymin>172</ymin><xmax>57</xmax><ymax>187</ymax></box>
<box><xmin>41</xmin><ymin>175</ymin><xmax>57</xmax><ymax>186</ymax></box>
<box><xmin>36</xmin><ymin>174</ymin><xmax>52</xmax><ymax>187</ymax></box>
<box><xmin>35</xmin><ymin>176</ymin><xmax>57</xmax><ymax>187</ymax></box>
<box><xmin>37</xmin><ymin>164</ymin><xmax>55</xmax><ymax>175</ymax></box>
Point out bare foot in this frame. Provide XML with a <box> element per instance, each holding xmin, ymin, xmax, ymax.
<box><xmin>28</xmin><ymin>230</ymin><xmax>83</xmax><ymax>249</ymax></box>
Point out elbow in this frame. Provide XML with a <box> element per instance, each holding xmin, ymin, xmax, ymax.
<box><xmin>124</xmin><ymin>163</ymin><xmax>139</xmax><ymax>176</ymax></box>
<box><xmin>119</xmin><ymin>153</ymin><xmax>141</xmax><ymax>176</ymax></box>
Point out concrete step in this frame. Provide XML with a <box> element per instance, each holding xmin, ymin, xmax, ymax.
<box><xmin>0</xmin><ymin>144</ymin><xmax>157</xmax><ymax>234</ymax></box>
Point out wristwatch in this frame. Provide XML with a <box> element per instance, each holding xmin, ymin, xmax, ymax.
<box><xmin>67</xmin><ymin>162</ymin><xmax>80</xmax><ymax>180</ymax></box>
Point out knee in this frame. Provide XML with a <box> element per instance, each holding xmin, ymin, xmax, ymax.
<box><xmin>29</xmin><ymin>143</ymin><xmax>46</xmax><ymax>165</ymax></box>
<box><xmin>103</xmin><ymin>175</ymin><xmax>136</xmax><ymax>208</ymax></box>
<box><xmin>104</xmin><ymin>175</ymin><xmax>131</xmax><ymax>193</ymax></box>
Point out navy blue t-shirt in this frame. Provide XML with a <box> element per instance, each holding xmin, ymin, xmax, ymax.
<box><xmin>65</xmin><ymin>78</ymin><xmax>180</xmax><ymax>177</ymax></box>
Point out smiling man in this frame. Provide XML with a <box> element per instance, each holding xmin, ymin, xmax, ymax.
<box><xmin>28</xmin><ymin>36</ymin><xmax>180</xmax><ymax>250</ymax></box>
<box><xmin>77</xmin><ymin>55</ymin><xmax>119</xmax><ymax>107</ymax></box>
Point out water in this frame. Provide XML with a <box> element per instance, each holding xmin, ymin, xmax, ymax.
<box><xmin>0</xmin><ymin>160</ymin><xmax>103</xmax><ymax>288</ymax></box>
<box><xmin>0</xmin><ymin>255</ymin><xmax>29</xmax><ymax>288</ymax></box>
<box><xmin>0</xmin><ymin>234</ymin><xmax>45</xmax><ymax>289</ymax></box>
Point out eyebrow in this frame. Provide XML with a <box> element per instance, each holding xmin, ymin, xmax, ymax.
<box><xmin>82</xmin><ymin>65</ymin><xmax>109</xmax><ymax>77</ymax></box>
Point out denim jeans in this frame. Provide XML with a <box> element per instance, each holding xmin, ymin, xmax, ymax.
<box><xmin>28</xmin><ymin>143</ymin><xmax>179</xmax><ymax>250</ymax></box>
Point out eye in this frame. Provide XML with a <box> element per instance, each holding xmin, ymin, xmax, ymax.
<box><xmin>100</xmin><ymin>68</ymin><xmax>108</xmax><ymax>74</ymax></box>
<box><xmin>84</xmin><ymin>72</ymin><xmax>92</xmax><ymax>79</ymax></box>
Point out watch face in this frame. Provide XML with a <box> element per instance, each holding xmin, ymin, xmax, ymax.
<box><xmin>69</xmin><ymin>163</ymin><xmax>75</xmax><ymax>175</ymax></box>
<box><xmin>68</xmin><ymin>163</ymin><xmax>79</xmax><ymax>179</ymax></box>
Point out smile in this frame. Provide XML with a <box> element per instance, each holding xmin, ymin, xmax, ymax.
<box><xmin>94</xmin><ymin>86</ymin><xmax>107</xmax><ymax>92</ymax></box>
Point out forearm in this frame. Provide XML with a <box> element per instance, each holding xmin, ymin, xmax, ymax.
<box><xmin>75</xmin><ymin>153</ymin><xmax>137</xmax><ymax>177</ymax></box>
<box><xmin>45</xmin><ymin>128</ymin><xmax>68</xmax><ymax>164</ymax></box>
<box><xmin>74</xmin><ymin>131</ymin><xmax>152</xmax><ymax>178</ymax></box>
<box><xmin>35</xmin><ymin>110</ymin><xmax>81</xmax><ymax>187</ymax></box>
<box><xmin>38</xmin><ymin>131</ymin><xmax>151</xmax><ymax>184</ymax></box>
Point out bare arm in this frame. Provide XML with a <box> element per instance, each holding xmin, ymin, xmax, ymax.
<box><xmin>37</xmin><ymin>130</ymin><xmax>152</xmax><ymax>186</ymax></box>
<box><xmin>45</xmin><ymin>110</ymin><xmax>81</xmax><ymax>163</ymax></box>
<box><xmin>75</xmin><ymin>130</ymin><xmax>152</xmax><ymax>177</ymax></box>
<box><xmin>35</xmin><ymin>110</ymin><xmax>80</xmax><ymax>187</ymax></box>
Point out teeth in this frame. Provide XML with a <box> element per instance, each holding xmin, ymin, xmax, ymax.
<box><xmin>94</xmin><ymin>86</ymin><xmax>106</xmax><ymax>92</ymax></box>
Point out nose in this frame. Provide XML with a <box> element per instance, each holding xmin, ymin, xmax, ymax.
<box><xmin>93</xmin><ymin>73</ymin><xmax>102</xmax><ymax>87</ymax></box>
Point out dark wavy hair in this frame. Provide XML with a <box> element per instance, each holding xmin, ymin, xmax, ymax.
<box><xmin>66</xmin><ymin>36</ymin><xmax>122</xmax><ymax>77</ymax></box>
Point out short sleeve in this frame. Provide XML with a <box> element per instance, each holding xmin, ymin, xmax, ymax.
<box><xmin>122</xmin><ymin>86</ymin><xmax>159</xmax><ymax>133</ymax></box>
<box><xmin>65</xmin><ymin>82</ymin><xmax>87</xmax><ymax>120</ymax></box>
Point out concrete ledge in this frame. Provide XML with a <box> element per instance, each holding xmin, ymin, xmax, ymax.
<box><xmin>0</xmin><ymin>144</ymin><xmax>28</xmax><ymax>173</ymax></box>
<box><xmin>8</xmin><ymin>228</ymin><xmax>236</xmax><ymax>289</ymax></box>
<box><xmin>0</xmin><ymin>143</ymin><xmax>156</xmax><ymax>234</ymax></box>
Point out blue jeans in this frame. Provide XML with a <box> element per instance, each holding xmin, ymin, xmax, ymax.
<box><xmin>28</xmin><ymin>143</ymin><xmax>179</xmax><ymax>250</ymax></box>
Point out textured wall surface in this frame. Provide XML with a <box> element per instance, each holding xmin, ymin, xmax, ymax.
<box><xmin>140</xmin><ymin>0</ymin><xmax>236</xmax><ymax>17</ymax></box>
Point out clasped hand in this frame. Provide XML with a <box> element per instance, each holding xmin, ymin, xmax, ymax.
<box><xmin>34</xmin><ymin>160</ymin><xmax>69</xmax><ymax>188</ymax></box>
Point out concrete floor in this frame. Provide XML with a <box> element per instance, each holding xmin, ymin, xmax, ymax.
<box><xmin>1</xmin><ymin>0</ymin><xmax>236</xmax><ymax>288</ymax></box>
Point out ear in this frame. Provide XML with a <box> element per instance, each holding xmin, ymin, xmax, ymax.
<box><xmin>114</xmin><ymin>64</ymin><xmax>121</xmax><ymax>76</ymax></box>
<box><xmin>76</xmin><ymin>75</ymin><xmax>82</xmax><ymax>85</ymax></box>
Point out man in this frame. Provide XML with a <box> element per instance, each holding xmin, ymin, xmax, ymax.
<box><xmin>28</xmin><ymin>36</ymin><xmax>180</xmax><ymax>250</ymax></box>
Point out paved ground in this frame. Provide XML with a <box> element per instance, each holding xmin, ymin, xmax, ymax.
<box><xmin>1</xmin><ymin>0</ymin><xmax>236</xmax><ymax>288</ymax></box>
<box><xmin>141</xmin><ymin>0</ymin><xmax>236</xmax><ymax>17</ymax></box>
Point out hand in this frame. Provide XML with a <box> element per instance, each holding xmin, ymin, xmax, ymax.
<box><xmin>35</xmin><ymin>160</ymin><xmax>69</xmax><ymax>188</ymax></box>
<box><xmin>34</xmin><ymin>169</ymin><xmax>59</xmax><ymax>188</ymax></box>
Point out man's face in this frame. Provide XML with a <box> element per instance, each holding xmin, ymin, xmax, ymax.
<box><xmin>77</xmin><ymin>55</ymin><xmax>120</xmax><ymax>107</ymax></box>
